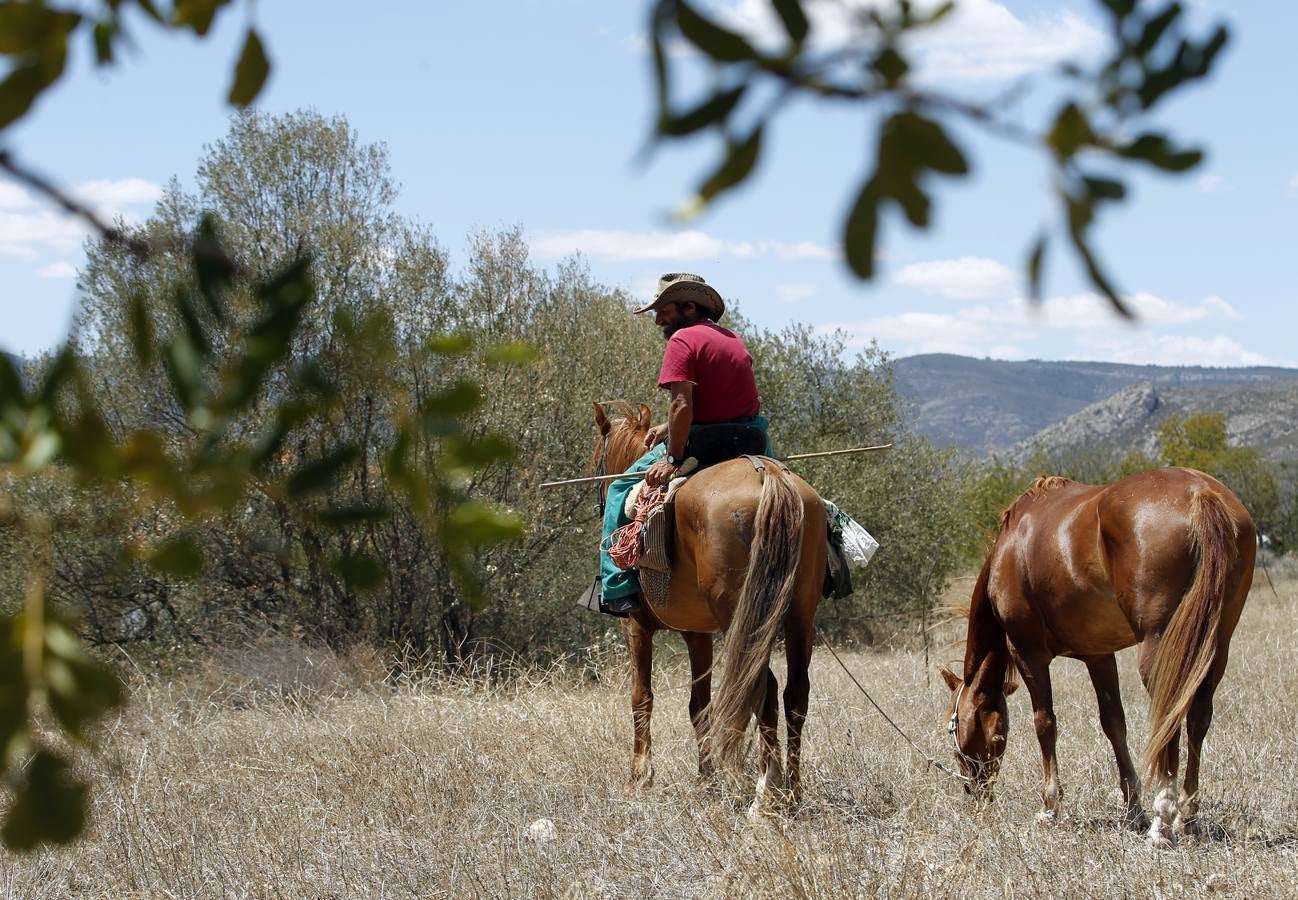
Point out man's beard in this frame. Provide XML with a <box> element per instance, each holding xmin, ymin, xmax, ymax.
<box><xmin>660</xmin><ymin>310</ymin><xmax>691</xmax><ymax>339</ymax></box>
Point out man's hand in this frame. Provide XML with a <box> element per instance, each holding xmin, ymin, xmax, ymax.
<box><xmin>643</xmin><ymin>423</ymin><xmax>668</xmax><ymax>450</ymax></box>
<box><xmin>644</xmin><ymin>458</ymin><xmax>677</xmax><ymax>489</ymax></box>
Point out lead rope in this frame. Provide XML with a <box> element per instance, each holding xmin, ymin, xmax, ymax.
<box><xmin>820</xmin><ymin>635</ymin><xmax>972</xmax><ymax>786</ymax></box>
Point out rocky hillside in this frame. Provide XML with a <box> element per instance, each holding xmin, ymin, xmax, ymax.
<box><xmin>893</xmin><ymin>354</ymin><xmax>1298</xmax><ymax>459</ymax></box>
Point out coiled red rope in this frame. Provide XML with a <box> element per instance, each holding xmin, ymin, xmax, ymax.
<box><xmin>607</xmin><ymin>484</ymin><xmax>666</xmax><ymax>570</ymax></box>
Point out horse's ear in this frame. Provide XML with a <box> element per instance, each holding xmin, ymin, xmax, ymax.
<box><xmin>594</xmin><ymin>402</ymin><xmax>609</xmax><ymax>434</ymax></box>
<box><xmin>938</xmin><ymin>666</ymin><xmax>962</xmax><ymax>692</ymax></box>
<box><xmin>637</xmin><ymin>403</ymin><xmax>652</xmax><ymax>431</ymax></box>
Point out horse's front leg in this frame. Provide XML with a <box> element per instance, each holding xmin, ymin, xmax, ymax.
<box><xmin>681</xmin><ymin>630</ymin><xmax>714</xmax><ymax>779</ymax></box>
<box><xmin>623</xmin><ymin>610</ymin><xmax>656</xmax><ymax>791</ymax></box>
<box><xmin>1014</xmin><ymin>648</ymin><xmax>1062</xmax><ymax>822</ymax></box>
<box><xmin>1082</xmin><ymin>653</ymin><xmax>1147</xmax><ymax>830</ymax></box>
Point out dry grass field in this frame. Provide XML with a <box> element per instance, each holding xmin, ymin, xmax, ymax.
<box><xmin>4</xmin><ymin>566</ymin><xmax>1297</xmax><ymax>898</ymax></box>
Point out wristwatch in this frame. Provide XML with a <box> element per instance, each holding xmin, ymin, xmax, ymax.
<box><xmin>667</xmin><ymin>453</ymin><xmax>680</xmax><ymax>466</ymax></box>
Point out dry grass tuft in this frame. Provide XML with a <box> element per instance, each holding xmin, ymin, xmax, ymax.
<box><xmin>3</xmin><ymin>573</ymin><xmax>1297</xmax><ymax>897</ymax></box>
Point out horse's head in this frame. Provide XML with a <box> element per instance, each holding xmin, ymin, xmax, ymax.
<box><xmin>592</xmin><ymin>402</ymin><xmax>652</xmax><ymax>506</ymax></box>
<box><xmin>940</xmin><ymin>666</ymin><xmax>1016</xmax><ymax>800</ymax></box>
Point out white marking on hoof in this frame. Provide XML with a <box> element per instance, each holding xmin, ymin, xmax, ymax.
<box><xmin>1034</xmin><ymin>809</ymin><xmax>1059</xmax><ymax>826</ymax></box>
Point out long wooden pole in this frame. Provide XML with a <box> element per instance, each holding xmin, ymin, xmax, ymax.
<box><xmin>537</xmin><ymin>443</ymin><xmax>893</xmax><ymax>489</ymax></box>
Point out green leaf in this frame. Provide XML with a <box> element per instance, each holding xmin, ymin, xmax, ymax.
<box><xmin>0</xmin><ymin>4</ymin><xmax>81</xmax><ymax>54</ymax></box>
<box><xmin>1134</xmin><ymin>3</ymin><xmax>1182</xmax><ymax>56</ymax></box>
<box><xmin>43</xmin><ymin>619</ymin><xmax>124</xmax><ymax>740</ymax></box>
<box><xmin>675</xmin><ymin>0</ymin><xmax>759</xmax><ymax>62</ymax></box>
<box><xmin>228</xmin><ymin>28</ymin><xmax>269</xmax><ymax>106</ymax></box>
<box><xmin>890</xmin><ymin>111</ymin><xmax>967</xmax><ymax>175</ymax></box>
<box><xmin>127</xmin><ymin>292</ymin><xmax>156</xmax><ymax>368</ymax></box>
<box><xmin>0</xmin><ymin>61</ymin><xmax>54</xmax><ymax>130</ymax></box>
<box><xmin>691</xmin><ymin>125</ymin><xmax>763</xmax><ymax>209</ymax></box>
<box><xmin>483</xmin><ymin>341</ymin><xmax>540</xmax><ymax>366</ymax></box>
<box><xmin>427</xmin><ymin>333</ymin><xmax>473</xmax><ymax>356</ymax></box>
<box><xmin>286</xmin><ymin>444</ymin><xmax>360</xmax><ymax>496</ymax></box>
<box><xmin>147</xmin><ymin>536</ymin><xmax>204</xmax><ymax>578</ymax></box>
<box><xmin>658</xmin><ymin>85</ymin><xmax>746</xmax><ymax>137</ymax></box>
<box><xmin>445</xmin><ymin>434</ymin><xmax>517</xmax><ymax>469</ymax></box>
<box><xmin>2</xmin><ymin>751</ymin><xmax>87</xmax><ymax>850</ymax></box>
<box><xmin>1064</xmin><ymin>194</ymin><xmax>1132</xmax><ymax>318</ymax></box>
<box><xmin>1047</xmin><ymin>102</ymin><xmax>1094</xmax><ymax>158</ymax></box>
<box><xmin>331</xmin><ymin>552</ymin><xmax>384</xmax><ymax>591</ymax></box>
<box><xmin>771</xmin><ymin>0</ymin><xmax>809</xmax><ymax>46</ymax></box>
<box><xmin>1026</xmin><ymin>233</ymin><xmax>1048</xmax><ymax>302</ymax></box>
<box><xmin>1082</xmin><ymin>175</ymin><xmax>1126</xmax><ymax>201</ymax></box>
<box><xmin>1113</xmin><ymin>133</ymin><xmax>1202</xmax><ymax>172</ymax></box>
<box><xmin>926</xmin><ymin>2</ymin><xmax>956</xmax><ymax>25</ymax></box>
<box><xmin>92</xmin><ymin>20</ymin><xmax>115</xmax><ymax>65</ymax></box>
<box><xmin>843</xmin><ymin>180</ymin><xmax>880</xmax><ymax>279</ymax></box>
<box><xmin>871</xmin><ymin>47</ymin><xmax>909</xmax><ymax>86</ymax></box>
<box><xmin>172</xmin><ymin>0</ymin><xmax>229</xmax><ymax>36</ymax></box>
<box><xmin>191</xmin><ymin>217</ymin><xmax>233</xmax><ymax>321</ymax></box>
<box><xmin>317</xmin><ymin>503</ymin><xmax>391</xmax><ymax>527</ymax></box>
<box><xmin>422</xmin><ymin>381</ymin><xmax>482</xmax><ymax>418</ymax></box>
<box><xmin>444</xmin><ymin>501</ymin><xmax>524</xmax><ymax>546</ymax></box>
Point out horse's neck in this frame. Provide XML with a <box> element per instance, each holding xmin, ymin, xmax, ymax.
<box><xmin>964</xmin><ymin>562</ymin><xmax>1010</xmax><ymax>696</ymax></box>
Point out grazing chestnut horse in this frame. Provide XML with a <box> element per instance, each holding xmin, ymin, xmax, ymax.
<box><xmin>940</xmin><ymin>467</ymin><xmax>1255</xmax><ymax>846</ymax></box>
<box><xmin>593</xmin><ymin>402</ymin><xmax>827</xmax><ymax>815</ymax></box>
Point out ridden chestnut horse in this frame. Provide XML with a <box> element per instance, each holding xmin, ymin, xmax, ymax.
<box><xmin>940</xmin><ymin>467</ymin><xmax>1255</xmax><ymax>847</ymax></box>
<box><xmin>593</xmin><ymin>402</ymin><xmax>827</xmax><ymax>815</ymax></box>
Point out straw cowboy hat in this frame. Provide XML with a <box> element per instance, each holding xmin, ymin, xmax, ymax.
<box><xmin>634</xmin><ymin>272</ymin><xmax>725</xmax><ymax>319</ymax></box>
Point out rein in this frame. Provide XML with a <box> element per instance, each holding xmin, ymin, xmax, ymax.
<box><xmin>821</xmin><ymin>636</ymin><xmax>972</xmax><ymax>786</ymax></box>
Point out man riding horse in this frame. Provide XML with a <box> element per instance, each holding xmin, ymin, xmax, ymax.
<box><xmin>597</xmin><ymin>272</ymin><xmax>771</xmax><ymax>616</ymax></box>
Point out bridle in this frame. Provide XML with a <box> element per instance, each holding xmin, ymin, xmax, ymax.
<box><xmin>593</xmin><ymin>430</ymin><xmax>609</xmax><ymax>519</ymax></box>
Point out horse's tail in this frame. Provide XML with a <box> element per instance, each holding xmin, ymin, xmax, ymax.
<box><xmin>1143</xmin><ymin>488</ymin><xmax>1240</xmax><ymax>781</ymax></box>
<box><xmin>704</xmin><ymin>462</ymin><xmax>807</xmax><ymax>770</ymax></box>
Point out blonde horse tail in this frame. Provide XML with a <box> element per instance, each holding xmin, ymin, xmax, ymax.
<box><xmin>704</xmin><ymin>463</ymin><xmax>806</xmax><ymax>771</ymax></box>
<box><xmin>1143</xmin><ymin>489</ymin><xmax>1240</xmax><ymax>782</ymax></box>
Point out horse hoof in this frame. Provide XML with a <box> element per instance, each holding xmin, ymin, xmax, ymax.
<box><xmin>1148</xmin><ymin>829</ymin><xmax>1178</xmax><ymax>850</ymax></box>
<box><xmin>1034</xmin><ymin>810</ymin><xmax>1059</xmax><ymax>826</ymax></box>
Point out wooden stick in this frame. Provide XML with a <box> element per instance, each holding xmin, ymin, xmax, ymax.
<box><xmin>537</xmin><ymin>443</ymin><xmax>892</xmax><ymax>489</ymax></box>
<box><xmin>785</xmin><ymin>442</ymin><xmax>893</xmax><ymax>461</ymax></box>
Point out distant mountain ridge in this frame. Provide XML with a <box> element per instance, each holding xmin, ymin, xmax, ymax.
<box><xmin>893</xmin><ymin>354</ymin><xmax>1298</xmax><ymax>460</ymax></box>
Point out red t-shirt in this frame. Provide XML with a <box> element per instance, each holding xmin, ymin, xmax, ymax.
<box><xmin>657</xmin><ymin>321</ymin><xmax>760</xmax><ymax>423</ymax></box>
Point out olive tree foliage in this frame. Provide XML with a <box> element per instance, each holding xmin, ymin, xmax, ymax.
<box><xmin>647</xmin><ymin>0</ymin><xmax>1227</xmax><ymax>316</ymax></box>
<box><xmin>744</xmin><ymin>323</ymin><xmax>970</xmax><ymax>635</ymax></box>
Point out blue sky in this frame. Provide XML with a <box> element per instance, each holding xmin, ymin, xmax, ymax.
<box><xmin>2</xmin><ymin>0</ymin><xmax>1295</xmax><ymax>367</ymax></box>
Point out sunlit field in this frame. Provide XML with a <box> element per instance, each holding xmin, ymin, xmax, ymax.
<box><xmin>5</xmin><ymin>566</ymin><xmax>1297</xmax><ymax>898</ymax></box>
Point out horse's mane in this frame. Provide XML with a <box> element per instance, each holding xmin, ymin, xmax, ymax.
<box><xmin>996</xmin><ymin>475</ymin><xmax>1076</xmax><ymax>532</ymax></box>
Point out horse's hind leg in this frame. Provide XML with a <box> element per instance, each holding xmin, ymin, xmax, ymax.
<box><xmin>749</xmin><ymin>667</ymin><xmax>784</xmax><ymax>819</ymax></box>
<box><xmin>681</xmin><ymin>631</ymin><xmax>714</xmax><ymax>779</ymax></box>
<box><xmin>1138</xmin><ymin>635</ymin><xmax>1183</xmax><ymax>847</ymax></box>
<box><xmin>1083</xmin><ymin>654</ymin><xmax>1147</xmax><ymax>830</ymax></box>
<box><xmin>623</xmin><ymin>612</ymin><xmax>656</xmax><ymax>791</ymax></box>
<box><xmin>782</xmin><ymin>611</ymin><xmax>814</xmax><ymax>808</ymax></box>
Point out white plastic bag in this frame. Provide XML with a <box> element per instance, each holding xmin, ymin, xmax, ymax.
<box><xmin>825</xmin><ymin>500</ymin><xmax>879</xmax><ymax>566</ymax></box>
<box><xmin>839</xmin><ymin>516</ymin><xmax>879</xmax><ymax>566</ymax></box>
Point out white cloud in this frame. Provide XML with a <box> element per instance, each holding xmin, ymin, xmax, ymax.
<box><xmin>677</xmin><ymin>0</ymin><xmax>1106</xmax><ymax>83</ymax></box>
<box><xmin>529</xmin><ymin>228</ymin><xmax>836</xmax><ymax>264</ymax></box>
<box><xmin>0</xmin><ymin>176</ymin><xmax>161</xmax><ymax>257</ymax></box>
<box><xmin>35</xmin><ymin>261</ymin><xmax>77</xmax><ymax>279</ymax></box>
<box><xmin>823</xmin><ymin>289</ymin><xmax>1255</xmax><ymax>363</ymax></box>
<box><xmin>776</xmin><ymin>283</ymin><xmax>816</xmax><ymax>303</ymax></box>
<box><xmin>70</xmin><ymin>177</ymin><xmax>162</xmax><ymax>208</ymax></box>
<box><xmin>1076</xmin><ymin>333</ymin><xmax>1271</xmax><ymax>367</ymax></box>
<box><xmin>893</xmin><ymin>256</ymin><xmax>1016</xmax><ymax>300</ymax></box>
<box><xmin>0</xmin><ymin>181</ymin><xmax>31</xmax><ymax>210</ymax></box>
<box><xmin>1197</xmin><ymin>173</ymin><xmax>1223</xmax><ymax>193</ymax></box>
